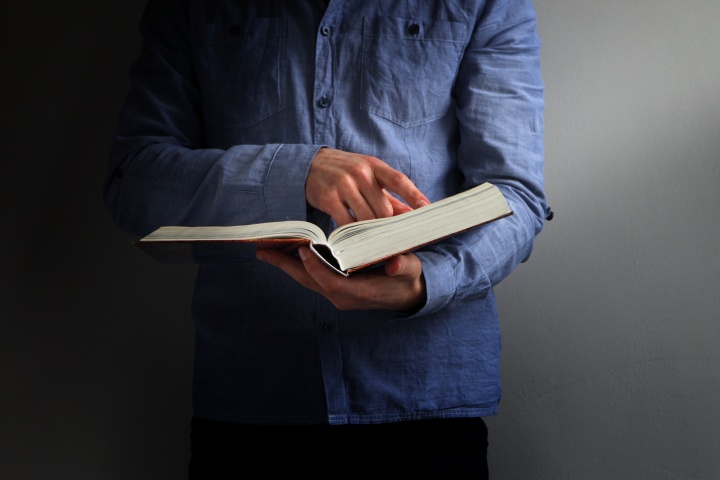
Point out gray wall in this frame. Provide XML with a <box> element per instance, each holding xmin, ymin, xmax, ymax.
<box><xmin>2</xmin><ymin>1</ymin><xmax>718</xmax><ymax>479</ymax></box>
<box><xmin>488</xmin><ymin>1</ymin><xmax>720</xmax><ymax>478</ymax></box>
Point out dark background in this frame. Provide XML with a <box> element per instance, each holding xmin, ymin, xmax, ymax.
<box><xmin>2</xmin><ymin>2</ymin><xmax>195</xmax><ymax>478</ymax></box>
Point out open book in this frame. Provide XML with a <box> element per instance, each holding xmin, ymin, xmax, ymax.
<box><xmin>134</xmin><ymin>182</ymin><xmax>512</xmax><ymax>276</ymax></box>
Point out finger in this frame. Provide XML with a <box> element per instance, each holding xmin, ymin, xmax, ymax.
<box><xmin>385</xmin><ymin>191</ymin><xmax>414</xmax><ymax>216</ymax></box>
<box><xmin>341</xmin><ymin>190</ymin><xmax>377</xmax><ymax>223</ymax></box>
<box><xmin>328</xmin><ymin>203</ymin><xmax>357</xmax><ymax>226</ymax></box>
<box><xmin>340</xmin><ymin>187</ymin><xmax>411</xmax><ymax>223</ymax></box>
<box><xmin>358</xmin><ymin>180</ymin><xmax>394</xmax><ymax>220</ymax></box>
<box><xmin>340</xmin><ymin>171</ymin><xmax>392</xmax><ymax>221</ymax></box>
<box><xmin>298</xmin><ymin>246</ymin><xmax>345</xmax><ymax>288</ymax></box>
<box><xmin>256</xmin><ymin>249</ymin><xmax>321</xmax><ymax>292</ymax></box>
<box><xmin>374</xmin><ymin>165</ymin><xmax>430</xmax><ymax>209</ymax></box>
<box><xmin>320</xmin><ymin>173</ymin><xmax>378</xmax><ymax>224</ymax></box>
<box><xmin>384</xmin><ymin>253</ymin><xmax>422</xmax><ymax>278</ymax></box>
<box><xmin>330</xmin><ymin>154</ymin><xmax>393</xmax><ymax>221</ymax></box>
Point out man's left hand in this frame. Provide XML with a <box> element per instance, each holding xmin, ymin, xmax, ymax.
<box><xmin>256</xmin><ymin>247</ymin><xmax>426</xmax><ymax>312</ymax></box>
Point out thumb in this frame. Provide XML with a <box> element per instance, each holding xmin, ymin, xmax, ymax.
<box><xmin>384</xmin><ymin>254</ymin><xmax>420</xmax><ymax>277</ymax></box>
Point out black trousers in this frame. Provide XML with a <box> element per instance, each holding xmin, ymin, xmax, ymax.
<box><xmin>189</xmin><ymin>416</ymin><xmax>489</xmax><ymax>479</ymax></box>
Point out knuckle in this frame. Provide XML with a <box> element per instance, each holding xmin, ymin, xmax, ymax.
<box><xmin>364</xmin><ymin>154</ymin><xmax>383</xmax><ymax>166</ymax></box>
<box><xmin>386</xmin><ymin>169</ymin><xmax>408</xmax><ymax>185</ymax></box>
<box><xmin>332</xmin><ymin>174</ymin><xmax>356</xmax><ymax>192</ymax></box>
<box><xmin>346</xmin><ymin>162</ymin><xmax>370</xmax><ymax>180</ymax></box>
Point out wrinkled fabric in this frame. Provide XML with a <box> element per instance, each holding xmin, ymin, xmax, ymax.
<box><xmin>105</xmin><ymin>0</ymin><xmax>548</xmax><ymax>425</ymax></box>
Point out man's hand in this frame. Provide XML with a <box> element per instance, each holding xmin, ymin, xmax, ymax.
<box><xmin>256</xmin><ymin>247</ymin><xmax>426</xmax><ymax>312</ymax></box>
<box><xmin>306</xmin><ymin>148</ymin><xmax>430</xmax><ymax>226</ymax></box>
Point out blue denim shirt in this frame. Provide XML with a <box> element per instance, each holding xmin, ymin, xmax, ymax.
<box><xmin>105</xmin><ymin>0</ymin><xmax>548</xmax><ymax>425</ymax></box>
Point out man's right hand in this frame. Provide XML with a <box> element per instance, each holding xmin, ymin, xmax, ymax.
<box><xmin>306</xmin><ymin>148</ymin><xmax>430</xmax><ymax>226</ymax></box>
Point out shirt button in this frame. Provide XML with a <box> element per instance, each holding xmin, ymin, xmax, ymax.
<box><xmin>322</xmin><ymin>323</ymin><xmax>335</xmax><ymax>333</ymax></box>
<box><xmin>318</xmin><ymin>96</ymin><xmax>332</xmax><ymax>108</ymax></box>
<box><xmin>320</xmin><ymin>25</ymin><xmax>331</xmax><ymax>36</ymax></box>
<box><xmin>408</xmin><ymin>23</ymin><xmax>420</xmax><ymax>36</ymax></box>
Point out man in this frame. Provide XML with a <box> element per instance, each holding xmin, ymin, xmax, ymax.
<box><xmin>105</xmin><ymin>0</ymin><xmax>550</xmax><ymax>477</ymax></box>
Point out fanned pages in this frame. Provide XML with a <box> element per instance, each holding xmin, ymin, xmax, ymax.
<box><xmin>135</xmin><ymin>182</ymin><xmax>513</xmax><ymax>276</ymax></box>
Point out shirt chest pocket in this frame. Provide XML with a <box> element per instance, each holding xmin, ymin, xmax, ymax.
<box><xmin>192</xmin><ymin>17</ymin><xmax>286</xmax><ymax>130</ymax></box>
<box><xmin>361</xmin><ymin>16</ymin><xmax>466</xmax><ymax>128</ymax></box>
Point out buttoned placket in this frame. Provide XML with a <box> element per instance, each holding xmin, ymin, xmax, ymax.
<box><xmin>313</xmin><ymin>13</ymin><xmax>336</xmax><ymax>144</ymax></box>
<box><xmin>313</xmin><ymin>8</ymin><xmax>349</xmax><ymax>424</ymax></box>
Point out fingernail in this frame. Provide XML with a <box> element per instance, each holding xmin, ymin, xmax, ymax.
<box><xmin>298</xmin><ymin>247</ymin><xmax>309</xmax><ymax>261</ymax></box>
<box><xmin>256</xmin><ymin>251</ymin><xmax>268</xmax><ymax>262</ymax></box>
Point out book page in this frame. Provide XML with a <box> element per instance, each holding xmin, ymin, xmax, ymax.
<box><xmin>140</xmin><ymin>221</ymin><xmax>327</xmax><ymax>244</ymax></box>
<box><xmin>327</xmin><ymin>183</ymin><xmax>512</xmax><ymax>272</ymax></box>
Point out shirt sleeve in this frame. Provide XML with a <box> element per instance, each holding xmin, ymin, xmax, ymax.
<box><xmin>103</xmin><ymin>0</ymin><xmax>321</xmax><ymax>237</ymax></box>
<box><xmin>413</xmin><ymin>0</ymin><xmax>550</xmax><ymax>316</ymax></box>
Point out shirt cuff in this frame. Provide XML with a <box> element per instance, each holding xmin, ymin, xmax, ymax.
<box><xmin>410</xmin><ymin>250</ymin><xmax>457</xmax><ymax>317</ymax></box>
<box><xmin>264</xmin><ymin>144</ymin><xmax>325</xmax><ymax>222</ymax></box>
